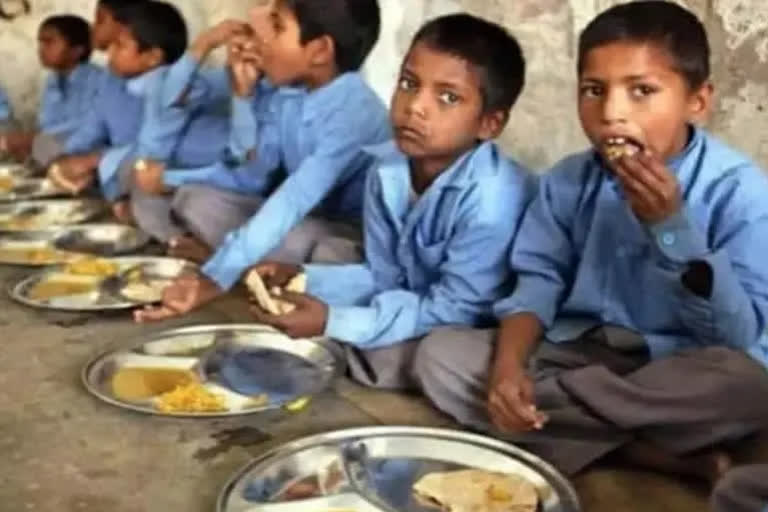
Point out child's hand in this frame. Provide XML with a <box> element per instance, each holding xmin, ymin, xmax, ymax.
<box><xmin>228</xmin><ymin>35</ymin><xmax>262</xmax><ymax>97</ymax></box>
<box><xmin>134</xmin><ymin>272</ymin><xmax>223</xmax><ymax>323</ymax></box>
<box><xmin>48</xmin><ymin>156</ymin><xmax>96</xmax><ymax>194</ymax></box>
<box><xmin>191</xmin><ymin>19</ymin><xmax>250</xmax><ymax>60</ymax></box>
<box><xmin>3</xmin><ymin>131</ymin><xmax>34</xmax><ymax>160</ymax></box>
<box><xmin>133</xmin><ymin>159</ymin><xmax>168</xmax><ymax>195</ymax></box>
<box><xmin>250</xmin><ymin>261</ymin><xmax>302</xmax><ymax>289</ymax></box>
<box><xmin>487</xmin><ymin>361</ymin><xmax>548</xmax><ymax>434</ymax></box>
<box><xmin>614</xmin><ymin>149</ymin><xmax>681</xmax><ymax>224</ymax></box>
<box><xmin>250</xmin><ymin>292</ymin><xmax>328</xmax><ymax>339</ymax></box>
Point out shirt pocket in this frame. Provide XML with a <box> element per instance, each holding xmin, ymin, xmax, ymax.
<box><xmin>415</xmin><ymin>229</ymin><xmax>449</xmax><ymax>269</ymax></box>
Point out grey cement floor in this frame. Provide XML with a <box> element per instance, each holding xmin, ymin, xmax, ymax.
<box><xmin>1</xmin><ymin>263</ymin><xmax>766</xmax><ymax>511</ymax></box>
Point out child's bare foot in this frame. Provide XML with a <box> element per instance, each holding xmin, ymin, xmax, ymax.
<box><xmin>168</xmin><ymin>235</ymin><xmax>212</xmax><ymax>263</ymax></box>
<box><xmin>112</xmin><ymin>200</ymin><xmax>134</xmax><ymax>225</ymax></box>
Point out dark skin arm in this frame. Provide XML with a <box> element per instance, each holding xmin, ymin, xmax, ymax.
<box><xmin>488</xmin><ymin>312</ymin><xmax>548</xmax><ymax>433</ymax></box>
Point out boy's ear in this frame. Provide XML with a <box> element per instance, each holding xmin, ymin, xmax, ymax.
<box><xmin>144</xmin><ymin>47</ymin><xmax>165</xmax><ymax>68</ymax></box>
<box><xmin>477</xmin><ymin>109</ymin><xmax>509</xmax><ymax>141</ymax></box>
<box><xmin>687</xmin><ymin>80</ymin><xmax>714</xmax><ymax>124</ymax></box>
<box><xmin>306</xmin><ymin>34</ymin><xmax>335</xmax><ymax>69</ymax></box>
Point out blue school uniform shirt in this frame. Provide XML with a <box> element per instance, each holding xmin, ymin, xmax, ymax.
<box><xmin>494</xmin><ymin>127</ymin><xmax>768</xmax><ymax>368</ymax></box>
<box><xmin>38</xmin><ymin>62</ymin><xmax>102</xmax><ymax>138</ymax></box>
<box><xmin>0</xmin><ymin>87</ymin><xmax>11</xmax><ymax>122</ymax></box>
<box><xmin>98</xmin><ymin>60</ymin><xmax>230</xmax><ymax>199</ymax></box>
<box><xmin>302</xmin><ymin>141</ymin><xmax>536</xmax><ymax>348</ymax></box>
<box><xmin>168</xmin><ymin>72</ymin><xmax>391</xmax><ymax>290</ymax></box>
<box><xmin>64</xmin><ymin>69</ymin><xmax>143</xmax><ymax>197</ymax></box>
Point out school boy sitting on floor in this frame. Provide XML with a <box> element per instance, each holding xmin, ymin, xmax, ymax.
<box><xmin>412</xmin><ymin>0</ymin><xmax>768</xmax><ymax>492</ymax></box>
<box><xmin>247</xmin><ymin>14</ymin><xmax>535</xmax><ymax>390</ymax></box>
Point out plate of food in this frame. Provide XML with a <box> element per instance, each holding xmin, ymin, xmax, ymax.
<box><xmin>0</xmin><ymin>162</ymin><xmax>37</xmax><ymax>180</ymax></box>
<box><xmin>0</xmin><ymin>199</ymin><xmax>105</xmax><ymax>231</ymax></box>
<box><xmin>82</xmin><ymin>324</ymin><xmax>341</xmax><ymax>417</ymax></box>
<box><xmin>217</xmin><ymin>427</ymin><xmax>580</xmax><ymax>512</ymax></box>
<box><xmin>8</xmin><ymin>256</ymin><xmax>194</xmax><ymax>310</ymax></box>
<box><xmin>0</xmin><ymin>177</ymin><xmax>65</xmax><ymax>201</ymax></box>
<box><xmin>0</xmin><ymin>224</ymin><xmax>150</xmax><ymax>266</ymax></box>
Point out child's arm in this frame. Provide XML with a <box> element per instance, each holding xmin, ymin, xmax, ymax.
<box><xmin>201</xmin><ymin>120</ymin><xmax>378</xmax><ymax>291</ymax></box>
<box><xmin>162</xmin><ymin>20</ymin><xmax>248</xmax><ymax>107</ymax></box>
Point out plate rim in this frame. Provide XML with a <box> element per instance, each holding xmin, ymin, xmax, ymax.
<box><xmin>215</xmin><ymin>426</ymin><xmax>581</xmax><ymax>512</ymax></box>
<box><xmin>81</xmin><ymin>323</ymin><xmax>343</xmax><ymax>419</ymax></box>
<box><xmin>7</xmin><ymin>255</ymin><xmax>194</xmax><ymax>310</ymax></box>
<box><xmin>0</xmin><ymin>223</ymin><xmax>151</xmax><ymax>266</ymax></box>
<box><xmin>0</xmin><ymin>198</ymin><xmax>107</xmax><ymax>231</ymax></box>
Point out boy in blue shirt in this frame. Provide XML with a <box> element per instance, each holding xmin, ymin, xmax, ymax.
<box><xmin>414</xmin><ymin>1</ymin><xmax>768</xmax><ymax>488</ymax></box>
<box><xmin>0</xmin><ymin>16</ymin><xmax>100</xmax><ymax>165</ymax></box>
<box><xmin>48</xmin><ymin>0</ymin><xmax>146</xmax><ymax>189</ymax></box>
<box><xmin>245</xmin><ymin>14</ymin><xmax>534</xmax><ymax>389</ymax></box>
<box><xmin>50</xmin><ymin>2</ymin><xmax>232</xmax><ymax>226</ymax></box>
<box><xmin>712</xmin><ymin>465</ymin><xmax>768</xmax><ymax>512</ymax></box>
<box><xmin>135</xmin><ymin>0</ymin><xmax>390</xmax><ymax>323</ymax></box>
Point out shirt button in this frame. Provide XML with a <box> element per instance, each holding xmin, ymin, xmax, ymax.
<box><xmin>616</xmin><ymin>247</ymin><xmax>627</xmax><ymax>258</ymax></box>
<box><xmin>660</xmin><ymin>232</ymin><xmax>676</xmax><ymax>247</ymax></box>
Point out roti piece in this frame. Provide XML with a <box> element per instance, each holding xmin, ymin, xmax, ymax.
<box><xmin>413</xmin><ymin>469</ymin><xmax>538</xmax><ymax>512</ymax></box>
<box><xmin>246</xmin><ymin>271</ymin><xmax>307</xmax><ymax>315</ymax></box>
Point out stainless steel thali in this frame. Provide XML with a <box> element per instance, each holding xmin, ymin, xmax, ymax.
<box><xmin>82</xmin><ymin>324</ymin><xmax>341</xmax><ymax>418</ymax></box>
<box><xmin>0</xmin><ymin>224</ymin><xmax>150</xmax><ymax>265</ymax></box>
<box><xmin>0</xmin><ymin>162</ymin><xmax>37</xmax><ymax>179</ymax></box>
<box><xmin>0</xmin><ymin>198</ymin><xmax>105</xmax><ymax>231</ymax></box>
<box><xmin>9</xmin><ymin>256</ymin><xmax>194</xmax><ymax>311</ymax></box>
<box><xmin>0</xmin><ymin>177</ymin><xmax>64</xmax><ymax>201</ymax></box>
<box><xmin>218</xmin><ymin>427</ymin><xmax>581</xmax><ymax>512</ymax></box>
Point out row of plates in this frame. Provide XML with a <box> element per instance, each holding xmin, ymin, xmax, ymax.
<box><xmin>0</xmin><ymin>163</ymin><xmax>581</xmax><ymax>511</ymax></box>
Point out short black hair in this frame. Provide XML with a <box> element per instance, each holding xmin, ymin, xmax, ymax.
<box><xmin>283</xmin><ymin>0</ymin><xmax>380</xmax><ymax>73</ymax></box>
<box><xmin>98</xmin><ymin>0</ymin><xmax>147</xmax><ymax>15</ymax></box>
<box><xmin>411</xmin><ymin>14</ymin><xmax>526</xmax><ymax>113</ymax></box>
<box><xmin>578</xmin><ymin>1</ymin><xmax>710</xmax><ymax>90</ymax></box>
<box><xmin>41</xmin><ymin>15</ymin><xmax>93</xmax><ymax>63</ymax></box>
<box><xmin>112</xmin><ymin>0</ymin><xmax>187</xmax><ymax>64</ymax></box>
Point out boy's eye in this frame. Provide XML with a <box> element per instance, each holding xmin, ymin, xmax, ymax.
<box><xmin>438</xmin><ymin>91</ymin><xmax>460</xmax><ymax>105</ymax></box>
<box><xmin>579</xmin><ymin>85</ymin><xmax>603</xmax><ymax>98</ymax></box>
<box><xmin>630</xmin><ymin>84</ymin><xmax>658</xmax><ymax>98</ymax></box>
<box><xmin>398</xmin><ymin>77</ymin><xmax>417</xmax><ymax>91</ymax></box>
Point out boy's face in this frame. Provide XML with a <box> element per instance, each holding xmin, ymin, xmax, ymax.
<box><xmin>107</xmin><ymin>26</ymin><xmax>162</xmax><ymax>78</ymax></box>
<box><xmin>578</xmin><ymin>41</ymin><xmax>711</xmax><ymax>165</ymax></box>
<box><xmin>38</xmin><ymin>26</ymin><xmax>79</xmax><ymax>71</ymax></box>
<box><xmin>248</xmin><ymin>1</ymin><xmax>315</xmax><ymax>86</ymax></box>
<box><xmin>390</xmin><ymin>42</ymin><xmax>504</xmax><ymax>161</ymax></box>
<box><xmin>92</xmin><ymin>5</ymin><xmax>121</xmax><ymax>51</ymax></box>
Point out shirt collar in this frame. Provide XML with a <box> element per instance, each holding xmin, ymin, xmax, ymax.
<box><xmin>126</xmin><ymin>66</ymin><xmax>167</xmax><ymax>97</ymax></box>
<box><xmin>301</xmin><ymin>72</ymin><xmax>361</xmax><ymax>122</ymax></box>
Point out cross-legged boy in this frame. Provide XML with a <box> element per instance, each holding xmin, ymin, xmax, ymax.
<box><xmin>0</xmin><ymin>16</ymin><xmax>101</xmax><ymax>165</ymax></box>
<box><xmin>413</xmin><ymin>1</ymin><xmax>768</xmax><ymax>488</ymax></box>
<box><xmin>247</xmin><ymin>14</ymin><xmax>534</xmax><ymax>390</ymax></box>
<box><xmin>134</xmin><ymin>0</ymin><xmax>390</xmax><ymax>323</ymax></box>
<box><xmin>47</xmin><ymin>0</ymin><xmax>146</xmax><ymax>191</ymax></box>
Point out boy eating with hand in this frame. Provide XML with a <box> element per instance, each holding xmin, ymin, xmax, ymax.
<box><xmin>414</xmin><ymin>0</ymin><xmax>768</xmax><ymax>491</ymax></box>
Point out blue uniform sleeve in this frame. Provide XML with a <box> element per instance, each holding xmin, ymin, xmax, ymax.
<box><xmin>494</xmin><ymin>171</ymin><xmax>578</xmax><ymax>328</ymax></box>
<box><xmin>99</xmin><ymin>144</ymin><xmax>133</xmax><ymax>200</ymax></box>
<box><xmin>202</xmin><ymin>122</ymin><xmax>373</xmax><ymax>290</ymax></box>
<box><xmin>646</xmin><ymin>172</ymin><xmax>768</xmax><ymax>353</ymax></box>
<box><xmin>323</xmin><ymin>181</ymin><xmax>528</xmax><ymax>348</ymax></box>
<box><xmin>37</xmin><ymin>76</ymin><xmax>63</xmax><ymax>133</ymax></box>
<box><xmin>162</xmin><ymin>52</ymin><xmax>231</xmax><ymax>107</ymax></box>
<box><xmin>0</xmin><ymin>87</ymin><xmax>11</xmax><ymax>122</ymax></box>
<box><xmin>229</xmin><ymin>96</ymin><xmax>258</xmax><ymax>162</ymax></box>
<box><xmin>64</xmin><ymin>100</ymin><xmax>109</xmax><ymax>154</ymax></box>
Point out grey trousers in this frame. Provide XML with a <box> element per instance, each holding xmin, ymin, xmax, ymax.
<box><xmin>712</xmin><ymin>465</ymin><xmax>768</xmax><ymax>512</ymax></box>
<box><xmin>170</xmin><ymin>184</ymin><xmax>362</xmax><ymax>264</ymax></box>
<box><xmin>361</xmin><ymin>327</ymin><xmax>768</xmax><ymax>476</ymax></box>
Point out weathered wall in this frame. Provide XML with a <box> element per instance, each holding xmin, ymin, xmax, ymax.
<box><xmin>1</xmin><ymin>0</ymin><xmax>767</xmax><ymax>169</ymax></box>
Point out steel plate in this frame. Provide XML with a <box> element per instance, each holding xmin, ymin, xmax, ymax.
<box><xmin>82</xmin><ymin>324</ymin><xmax>341</xmax><ymax>418</ymax></box>
<box><xmin>0</xmin><ymin>224</ymin><xmax>150</xmax><ymax>265</ymax></box>
<box><xmin>218</xmin><ymin>427</ymin><xmax>580</xmax><ymax>512</ymax></box>
<box><xmin>0</xmin><ymin>177</ymin><xmax>64</xmax><ymax>201</ymax></box>
<box><xmin>8</xmin><ymin>256</ymin><xmax>194</xmax><ymax>310</ymax></box>
<box><xmin>0</xmin><ymin>199</ymin><xmax>105</xmax><ymax>231</ymax></box>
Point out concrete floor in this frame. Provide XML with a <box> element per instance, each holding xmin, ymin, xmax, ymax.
<box><xmin>1</xmin><ymin>263</ymin><xmax>766</xmax><ymax>512</ymax></box>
